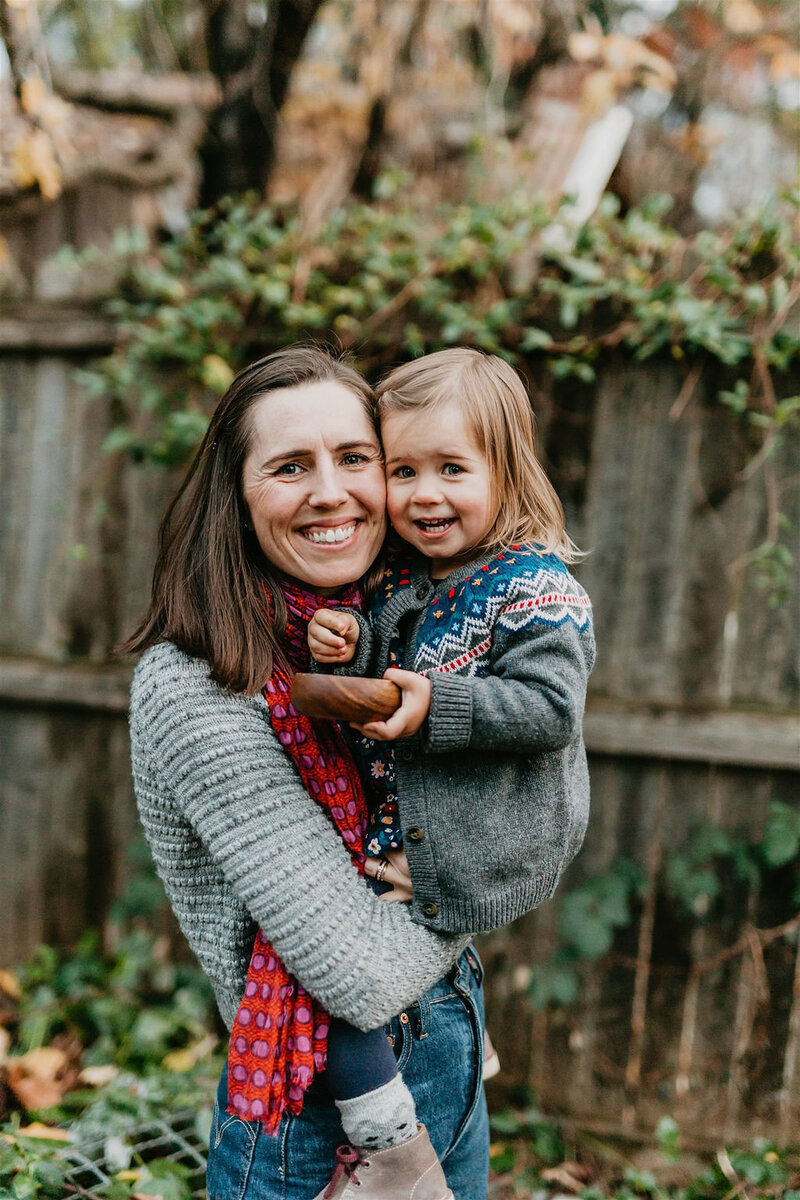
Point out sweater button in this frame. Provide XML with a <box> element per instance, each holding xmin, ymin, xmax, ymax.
<box><xmin>416</xmin><ymin>586</ymin><xmax>429</xmax><ymax>600</ymax></box>
<box><xmin>400</xmin><ymin>749</ymin><xmax>414</xmax><ymax>763</ymax></box>
<box><xmin>407</xmin><ymin>827</ymin><xmax>424</xmax><ymax>843</ymax></box>
<box><xmin>422</xmin><ymin>902</ymin><xmax>439</xmax><ymax>918</ymax></box>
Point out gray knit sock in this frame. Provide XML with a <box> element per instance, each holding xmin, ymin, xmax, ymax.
<box><xmin>335</xmin><ymin>1074</ymin><xmax>417</xmax><ymax>1150</ymax></box>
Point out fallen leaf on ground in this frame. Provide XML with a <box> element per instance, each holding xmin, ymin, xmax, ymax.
<box><xmin>0</xmin><ymin>969</ymin><xmax>21</xmax><ymax>1001</ymax></box>
<box><xmin>79</xmin><ymin>1063</ymin><xmax>120</xmax><ymax>1087</ymax></box>
<box><xmin>5</xmin><ymin>1046</ymin><xmax>69</xmax><ymax>1110</ymax></box>
<box><xmin>541</xmin><ymin>1161</ymin><xmax>592</xmax><ymax>1193</ymax></box>
<box><xmin>162</xmin><ymin>1032</ymin><xmax>218</xmax><ymax>1072</ymax></box>
<box><xmin>16</xmin><ymin>1122</ymin><xmax>71</xmax><ymax>1141</ymax></box>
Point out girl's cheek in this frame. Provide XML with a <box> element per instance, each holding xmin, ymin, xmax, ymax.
<box><xmin>385</xmin><ymin>492</ymin><xmax>404</xmax><ymax>526</ymax></box>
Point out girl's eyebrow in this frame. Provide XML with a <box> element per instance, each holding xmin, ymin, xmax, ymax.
<box><xmin>261</xmin><ymin>440</ymin><xmax>379</xmax><ymax>468</ymax></box>
<box><xmin>385</xmin><ymin>450</ymin><xmax>473</xmax><ymax>466</ymax></box>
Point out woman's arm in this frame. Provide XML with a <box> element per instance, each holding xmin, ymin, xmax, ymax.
<box><xmin>131</xmin><ymin>643</ymin><xmax>467</xmax><ymax>1030</ymax></box>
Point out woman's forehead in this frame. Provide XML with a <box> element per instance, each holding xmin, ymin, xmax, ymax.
<box><xmin>248</xmin><ymin>380</ymin><xmax>378</xmax><ymax>449</ymax></box>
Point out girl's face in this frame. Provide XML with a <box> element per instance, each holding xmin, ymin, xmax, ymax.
<box><xmin>382</xmin><ymin>401</ymin><xmax>497</xmax><ymax>579</ymax></box>
<box><xmin>242</xmin><ymin>380</ymin><xmax>386</xmax><ymax>594</ymax></box>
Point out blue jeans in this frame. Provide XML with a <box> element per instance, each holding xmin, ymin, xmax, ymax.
<box><xmin>206</xmin><ymin>949</ymin><xmax>489</xmax><ymax>1200</ymax></box>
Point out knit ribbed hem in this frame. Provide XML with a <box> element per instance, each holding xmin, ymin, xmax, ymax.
<box><xmin>426</xmin><ymin>675</ymin><xmax>473</xmax><ymax>752</ymax></box>
<box><xmin>413</xmin><ymin>869</ymin><xmax>564</xmax><ymax>934</ymax></box>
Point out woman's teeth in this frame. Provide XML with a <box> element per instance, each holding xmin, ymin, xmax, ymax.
<box><xmin>303</xmin><ymin>523</ymin><xmax>356</xmax><ymax>544</ymax></box>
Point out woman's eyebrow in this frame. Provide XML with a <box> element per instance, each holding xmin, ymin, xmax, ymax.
<box><xmin>260</xmin><ymin>440</ymin><xmax>378</xmax><ymax>468</ymax></box>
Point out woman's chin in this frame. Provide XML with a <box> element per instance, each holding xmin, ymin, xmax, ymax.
<box><xmin>287</xmin><ymin>548</ymin><xmax>374</xmax><ymax>592</ymax></box>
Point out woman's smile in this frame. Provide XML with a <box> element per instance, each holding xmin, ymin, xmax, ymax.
<box><xmin>299</xmin><ymin>519</ymin><xmax>359</xmax><ymax>545</ymax></box>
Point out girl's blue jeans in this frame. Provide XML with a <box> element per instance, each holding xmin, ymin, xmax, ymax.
<box><xmin>206</xmin><ymin>948</ymin><xmax>490</xmax><ymax>1200</ymax></box>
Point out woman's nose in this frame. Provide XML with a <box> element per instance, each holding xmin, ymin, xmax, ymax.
<box><xmin>308</xmin><ymin>461</ymin><xmax>348</xmax><ymax>507</ymax></box>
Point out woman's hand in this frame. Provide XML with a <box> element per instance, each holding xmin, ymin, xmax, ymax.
<box><xmin>308</xmin><ymin>609</ymin><xmax>360</xmax><ymax>663</ymax></box>
<box><xmin>352</xmin><ymin>668</ymin><xmax>431</xmax><ymax>740</ymax></box>
<box><xmin>364</xmin><ymin>848</ymin><xmax>413</xmax><ymax>902</ymax></box>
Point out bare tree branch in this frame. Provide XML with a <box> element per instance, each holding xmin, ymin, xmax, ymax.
<box><xmin>0</xmin><ymin>0</ymin><xmax>26</xmax><ymax>100</ymax></box>
<box><xmin>199</xmin><ymin>0</ymin><xmax>325</xmax><ymax>204</ymax></box>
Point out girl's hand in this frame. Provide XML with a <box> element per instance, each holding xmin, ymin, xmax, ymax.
<box><xmin>352</xmin><ymin>668</ymin><xmax>431</xmax><ymax>740</ymax></box>
<box><xmin>308</xmin><ymin>609</ymin><xmax>360</xmax><ymax>663</ymax></box>
<box><xmin>364</xmin><ymin>848</ymin><xmax>413</xmax><ymax>903</ymax></box>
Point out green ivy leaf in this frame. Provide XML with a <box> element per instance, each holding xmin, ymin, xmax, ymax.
<box><xmin>760</xmin><ymin>803</ymin><xmax>800</xmax><ymax>868</ymax></box>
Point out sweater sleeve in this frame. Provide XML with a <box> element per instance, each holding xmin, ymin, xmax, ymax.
<box><xmin>329</xmin><ymin>610</ymin><xmax>376</xmax><ymax>678</ymax></box>
<box><xmin>425</xmin><ymin>594</ymin><xmax>595</xmax><ymax>755</ymax></box>
<box><xmin>131</xmin><ymin>646</ymin><xmax>467</xmax><ymax>1029</ymax></box>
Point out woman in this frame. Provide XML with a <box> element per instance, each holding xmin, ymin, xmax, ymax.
<box><xmin>125</xmin><ymin>347</ymin><xmax>489</xmax><ymax>1199</ymax></box>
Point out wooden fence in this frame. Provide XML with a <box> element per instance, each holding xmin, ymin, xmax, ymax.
<box><xmin>1</xmin><ymin>308</ymin><xmax>798</xmax><ymax>1141</ymax></box>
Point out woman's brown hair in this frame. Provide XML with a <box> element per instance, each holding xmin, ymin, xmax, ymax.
<box><xmin>120</xmin><ymin>346</ymin><xmax>378</xmax><ymax>693</ymax></box>
<box><xmin>376</xmin><ymin>348</ymin><xmax>579</xmax><ymax>562</ymax></box>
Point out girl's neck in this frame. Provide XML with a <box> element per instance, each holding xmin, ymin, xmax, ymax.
<box><xmin>427</xmin><ymin>544</ymin><xmax>501</xmax><ymax>581</ymax></box>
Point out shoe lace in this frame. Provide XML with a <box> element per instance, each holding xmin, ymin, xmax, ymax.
<box><xmin>323</xmin><ymin>1144</ymin><xmax>364</xmax><ymax>1196</ymax></box>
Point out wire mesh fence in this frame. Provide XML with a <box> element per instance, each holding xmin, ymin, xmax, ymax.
<box><xmin>61</xmin><ymin>1109</ymin><xmax>207</xmax><ymax>1199</ymax></box>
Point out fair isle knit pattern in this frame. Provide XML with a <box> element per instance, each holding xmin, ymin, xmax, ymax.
<box><xmin>128</xmin><ymin>641</ymin><xmax>469</xmax><ymax>1032</ymax></box>
<box><xmin>404</xmin><ymin>547</ymin><xmax>592</xmax><ymax>678</ymax></box>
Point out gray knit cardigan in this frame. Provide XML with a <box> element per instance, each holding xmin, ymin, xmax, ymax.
<box><xmin>129</xmin><ymin>642</ymin><xmax>468</xmax><ymax>1031</ymax></box>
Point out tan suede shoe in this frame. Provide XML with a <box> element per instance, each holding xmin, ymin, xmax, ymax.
<box><xmin>313</xmin><ymin>1125</ymin><xmax>454</xmax><ymax>1200</ymax></box>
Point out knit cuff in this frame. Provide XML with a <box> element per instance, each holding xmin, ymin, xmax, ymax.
<box><xmin>425</xmin><ymin>674</ymin><xmax>473</xmax><ymax>753</ymax></box>
<box><xmin>309</xmin><ymin>610</ymin><xmax>374</xmax><ymax>679</ymax></box>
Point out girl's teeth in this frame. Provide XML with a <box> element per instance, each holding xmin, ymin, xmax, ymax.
<box><xmin>305</xmin><ymin>524</ymin><xmax>355</xmax><ymax>544</ymax></box>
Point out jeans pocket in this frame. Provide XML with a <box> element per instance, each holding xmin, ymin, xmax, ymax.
<box><xmin>206</xmin><ymin>1097</ymin><xmax>259</xmax><ymax>1200</ymax></box>
<box><xmin>387</xmin><ymin>1009</ymin><xmax>414</xmax><ymax>1071</ymax></box>
<box><xmin>465</xmin><ymin>943</ymin><xmax>485</xmax><ymax>987</ymax></box>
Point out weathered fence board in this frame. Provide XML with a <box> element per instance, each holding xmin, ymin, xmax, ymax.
<box><xmin>0</xmin><ymin>706</ymin><xmax>137</xmax><ymax>963</ymax></box>
<box><xmin>0</xmin><ymin>322</ymin><xmax>798</xmax><ymax>1140</ymax></box>
<box><xmin>479</xmin><ymin>755</ymin><xmax>800</xmax><ymax>1141</ymax></box>
<box><xmin>580</xmin><ymin>362</ymin><xmax>800</xmax><ymax>711</ymax></box>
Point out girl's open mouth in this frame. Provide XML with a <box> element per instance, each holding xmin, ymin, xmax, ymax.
<box><xmin>413</xmin><ymin>518</ymin><xmax>456</xmax><ymax>536</ymax></box>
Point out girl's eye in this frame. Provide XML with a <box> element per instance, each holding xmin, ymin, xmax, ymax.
<box><xmin>393</xmin><ymin>465</ymin><xmax>415</xmax><ymax>479</ymax></box>
<box><xmin>443</xmin><ymin>463</ymin><xmax>464</xmax><ymax>476</ymax></box>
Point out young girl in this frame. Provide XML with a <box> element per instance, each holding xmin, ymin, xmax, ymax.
<box><xmin>307</xmin><ymin>348</ymin><xmax>595</xmax><ymax>1199</ymax></box>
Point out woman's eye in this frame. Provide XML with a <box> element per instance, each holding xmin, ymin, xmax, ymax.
<box><xmin>275</xmin><ymin>462</ymin><xmax>302</xmax><ymax>476</ymax></box>
<box><xmin>342</xmin><ymin>453</ymin><xmax>367</xmax><ymax>466</ymax></box>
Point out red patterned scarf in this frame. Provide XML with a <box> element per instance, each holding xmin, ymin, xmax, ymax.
<box><xmin>227</xmin><ymin>581</ymin><xmax>368</xmax><ymax>1133</ymax></box>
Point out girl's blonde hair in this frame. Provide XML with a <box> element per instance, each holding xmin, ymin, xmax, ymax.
<box><xmin>376</xmin><ymin>348</ymin><xmax>579</xmax><ymax>563</ymax></box>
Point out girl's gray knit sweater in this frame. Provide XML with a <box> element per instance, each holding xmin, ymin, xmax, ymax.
<box><xmin>129</xmin><ymin>642</ymin><xmax>467</xmax><ymax>1031</ymax></box>
<box><xmin>345</xmin><ymin>546</ymin><xmax>595</xmax><ymax>934</ymax></box>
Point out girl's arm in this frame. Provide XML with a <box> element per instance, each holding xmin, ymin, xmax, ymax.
<box><xmin>131</xmin><ymin>644</ymin><xmax>467</xmax><ymax>1030</ymax></box>
<box><xmin>308</xmin><ymin>608</ymin><xmax>374</xmax><ymax>675</ymax></box>
<box><xmin>425</xmin><ymin>603</ymin><xmax>595</xmax><ymax>755</ymax></box>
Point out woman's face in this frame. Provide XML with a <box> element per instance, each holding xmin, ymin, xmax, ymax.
<box><xmin>242</xmin><ymin>380</ymin><xmax>386</xmax><ymax>593</ymax></box>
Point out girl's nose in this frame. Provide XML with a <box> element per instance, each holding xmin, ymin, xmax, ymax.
<box><xmin>412</xmin><ymin>475</ymin><xmax>444</xmax><ymax>505</ymax></box>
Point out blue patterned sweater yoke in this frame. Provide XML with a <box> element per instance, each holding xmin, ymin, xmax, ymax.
<box><xmin>346</xmin><ymin>543</ymin><xmax>596</xmax><ymax>934</ymax></box>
